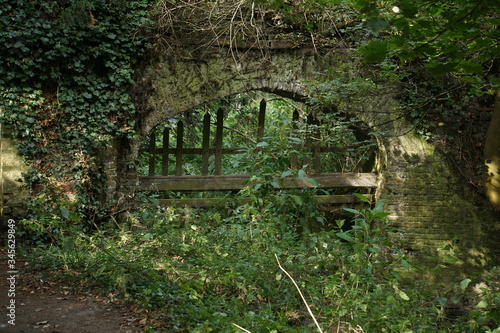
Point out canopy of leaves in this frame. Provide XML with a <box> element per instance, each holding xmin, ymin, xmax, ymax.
<box><xmin>353</xmin><ymin>0</ymin><xmax>499</xmax><ymax>91</ymax></box>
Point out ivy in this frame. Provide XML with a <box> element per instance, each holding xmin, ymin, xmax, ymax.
<box><xmin>351</xmin><ymin>0</ymin><xmax>499</xmax><ymax>91</ymax></box>
<box><xmin>0</xmin><ymin>0</ymin><xmax>153</xmax><ymax>223</ymax></box>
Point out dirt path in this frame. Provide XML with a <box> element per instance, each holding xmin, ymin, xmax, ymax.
<box><xmin>0</xmin><ymin>250</ymin><xmax>147</xmax><ymax>332</ymax></box>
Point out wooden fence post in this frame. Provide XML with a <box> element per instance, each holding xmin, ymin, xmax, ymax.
<box><xmin>162</xmin><ymin>127</ymin><xmax>169</xmax><ymax>176</ymax></box>
<box><xmin>313</xmin><ymin>115</ymin><xmax>322</xmax><ymax>174</ymax></box>
<box><xmin>291</xmin><ymin>109</ymin><xmax>299</xmax><ymax>169</ymax></box>
<box><xmin>305</xmin><ymin>113</ymin><xmax>314</xmax><ymax>170</ymax></box>
<box><xmin>175</xmin><ymin>120</ymin><xmax>184</xmax><ymax>176</ymax></box>
<box><xmin>148</xmin><ymin>131</ymin><xmax>156</xmax><ymax>176</ymax></box>
<box><xmin>214</xmin><ymin>108</ymin><xmax>224</xmax><ymax>175</ymax></box>
<box><xmin>257</xmin><ymin>99</ymin><xmax>266</xmax><ymax>142</ymax></box>
<box><xmin>202</xmin><ymin>112</ymin><xmax>211</xmax><ymax>176</ymax></box>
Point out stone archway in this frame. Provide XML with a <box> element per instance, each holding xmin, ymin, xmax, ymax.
<box><xmin>112</xmin><ymin>48</ymin><xmax>390</xmax><ymax>191</ymax></box>
<box><xmin>101</xmin><ymin>46</ymin><xmax>499</xmax><ymax>273</ymax></box>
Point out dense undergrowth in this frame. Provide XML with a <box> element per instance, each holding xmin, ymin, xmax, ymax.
<box><xmin>19</xmin><ymin>191</ymin><xmax>500</xmax><ymax>333</ymax></box>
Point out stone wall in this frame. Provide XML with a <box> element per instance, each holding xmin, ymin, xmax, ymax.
<box><xmin>116</xmin><ymin>46</ymin><xmax>499</xmax><ymax>274</ymax></box>
<box><xmin>0</xmin><ymin>124</ymin><xmax>27</xmax><ymax>225</ymax></box>
<box><xmin>381</xmin><ymin>120</ymin><xmax>500</xmax><ymax>278</ymax></box>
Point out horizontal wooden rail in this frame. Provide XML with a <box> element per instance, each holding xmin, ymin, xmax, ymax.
<box><xmin>142</xmin><ymin>145</ymin><xmax>364</xmax><ymax>156</ymax></box>
<box><xmin>156</xmin><ymin>194</ymin><xmax>373</xmax><ymax>208</ymax></box>
<box><xmin>138</xmin><ymin>172</ymin><xmax>377</xmax><ymax>192</ymax></box>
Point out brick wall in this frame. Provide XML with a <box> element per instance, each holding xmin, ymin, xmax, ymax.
<box><xmin>381</xmin><ymin>128</ymin><xmax>500</xmax><ymax>275</ymax></box>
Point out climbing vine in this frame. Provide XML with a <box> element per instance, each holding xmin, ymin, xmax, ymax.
<box><xmin>0</xmin><ymin>0</ymin><xmax>153</xmax><ymax>223</ymax></box>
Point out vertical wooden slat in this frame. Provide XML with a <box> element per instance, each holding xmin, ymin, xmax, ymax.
<box><xmin>175</xmin><ymin>120</ymin><xmax>184</xmax><ymax>176</ymax></box>
<box><xmin>162</xmin><ymin>127</ymin><xmax>169</xmax><ymax>176</ymax></box>
<box><xmin>201</xmin><ymin>112</ymin><xmax>211</xmax><ymax>176</ymax></box>
<box><xmin>305</xmin><ymin>113</ymin><xmax>313</xmax><ymax>170</ymax></box>
<box><xmin>291</xmin><ymin>108</ymin><xmax>300</xmax><ymax>170</ymax></box>
<box><xmin>214</xmin><ymin>108</ymin><xmax>224</xmax><ymax>175</ymax></box>
<box><xmin>257</xmin><ymin>99</ymin><xmax>266</xmax><ymax>142</ymax></box>
<box><xmin>313</xmin><ymin>114</ymin><xmax>322</xmax><ymax>174</ymax></box>
<box><xmin>148</xmin><ymin>131</ymin><xmax>156</xmax><ymax>176</ymax></box>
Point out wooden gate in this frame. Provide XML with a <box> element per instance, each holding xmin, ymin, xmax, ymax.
<box><xmin>137</xmin><ymin>99</ymin><xmax>378</xmax><ymax>207</ymax></box>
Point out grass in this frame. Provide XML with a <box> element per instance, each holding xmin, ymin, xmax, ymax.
<box><xmin>17</xmin><ymin>194</ymin><xmax>500</xmax><ymax>332</ymax></box>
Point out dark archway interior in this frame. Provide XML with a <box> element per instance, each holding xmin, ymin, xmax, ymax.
<box><xmin>131</xmin><ymin>90</ymin><xmax>379</xmax><ymax>232</ymax></box>
<box><xmin>136</xmin><ymin>91</ymin><xmax>378</xmax><ymax>177</ymax></box>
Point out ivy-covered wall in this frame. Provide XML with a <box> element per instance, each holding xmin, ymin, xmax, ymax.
<box><xmin>0</xmin><ymin>0</ymin><xmax>152</xmax><ymax>223</ymax></box>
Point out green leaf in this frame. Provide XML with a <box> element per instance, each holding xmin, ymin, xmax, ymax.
<box><xmin>437</xmin><ymin>297</ymin><xmax>447</xmax><ymax>307</ymax></box>
<box><xmin>458</xmin><ymin>60</ymin><xmax>483</xmax><ymax>75</ymax></box>
<box><xmin>304</xmin><ymin>177</ymin><xmax>319</xmax><ymax>187</ymax></box>
<box><xmin>459</xmin><ymin>278</ymin><xmax>471</xmax><ymax>291</ymax></box>
<box><xmin>401</xmin><ymin>259</ymin><xmax>411</xmax><ymax>270</ymax></box>
<box><xmin>69</xmin><ymin>212</ymin><xmax>81</xmax><ymax>222</ymax></box>
<box><xmin>373</xmin><ymin>200</ymin><xmax>385</xmax><ymax>212</ymax></box>
<box><xmin>358</xmin><ymin>40</ymin><xmax>388</xmax><ymax>63</ymax></box>
<box><xmin>399</xmin><ymin>0</ymin><xmax>418</xmax><ymax>18</ymax></box>
<box><xmin>270</xmin><ymin>181</ymin><xmax>281</xmax><ymax>188</ymax></box>
<box><xmin>60</xmin><ymin>207</ymin><xmax>70</xmax><ymax>219</ymax></box>
<box><xmin>289</xmin><ymin>194</ymin><xmax>303</xmax><ymax>206</ymax></box>
<box><xmin>281</xmin><ymin>170</ymin><xmax>293</xmax><ymax>178</ymax></box>
<box><xmin>443</xmin><ymin>254</ymin><xmax>460</xmax><ymax>264</ymax></box>
<box><xmin>336</xmin><ymin>231</ymin><xmax>355</xmax><ymax>243</ymax></box>
<box><xmin>398</xmin><ymin>290</ymin><xmax>410</xmax><ymax>301</ymax></box>
<box><xmin>353</xmin><ymin>193</ymin><xmax>370</xmax><ymax>202</ymax></box>
<box><xmin>373</xmin><ymin>211</ymin><xmax>390</xmax><ymax>218</ymax></box>
<box><xmin>476</xmin><ymin>299</ymin><xmax>488</xmax><ymax>309</ymax></box>
<box><xmin>142</xmin><ymin>233</ymin><xmax>154</xmax><ymax>240</ymax></box>
<box><xmin>427</xmin><ymin>61</ymin><xmax>458</xmax><ymax>76</ymax></box>
<box><xmin>343</xmin><ymin>208</ymin><xmax>360</xmax><ymax>215</ymax></box>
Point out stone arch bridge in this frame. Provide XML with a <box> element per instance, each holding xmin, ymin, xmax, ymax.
<box><xmin>2</xmin><ymin>44</ymin><xmax>499</xmax><ymax>273</ymax></box>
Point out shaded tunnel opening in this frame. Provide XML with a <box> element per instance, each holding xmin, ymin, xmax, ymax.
<box><xmin>134</xmin><ymin>91</ymin><xmax>379</xmax><ymax>222</ymax></box>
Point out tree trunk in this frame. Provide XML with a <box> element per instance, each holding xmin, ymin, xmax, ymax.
<box><xmin>483</xmin><ymin>90</ymin><xmax>500</xmax><ymax>210</ymax></box>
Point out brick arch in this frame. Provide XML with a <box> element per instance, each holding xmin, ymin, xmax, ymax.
<box><xmin>134</xmin><ymin>55</ymin><xmax>317</xmax><ymax>156</ymax></box>
<box><xmin>102</xmin><ymin>47</ymin><xmax>499</xmax><ymax>274</ymax></box>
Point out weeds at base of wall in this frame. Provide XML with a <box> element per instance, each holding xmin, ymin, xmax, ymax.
<box><xmin>16</xmin><ymin>192</ymin><xmax>500</xmax><ymax>333</ymax></box>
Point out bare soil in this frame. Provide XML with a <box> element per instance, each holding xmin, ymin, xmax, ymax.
<box><xmin>0</xmin><ymin>249</ymin><xmax>149</xmax><ymax>333</ymax></box>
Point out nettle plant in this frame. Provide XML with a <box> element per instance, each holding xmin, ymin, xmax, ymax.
<box><xmin>0</xmin><ymin>0</ymin><xmax>152</xmax><ymax>229</ymax></box>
